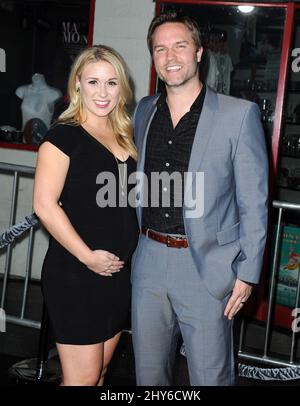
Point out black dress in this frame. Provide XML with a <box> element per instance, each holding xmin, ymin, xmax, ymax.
<box><xmin>40</xmin><ymin>124</ymin><xmax>139</xmax><ymax>345</ymax></box>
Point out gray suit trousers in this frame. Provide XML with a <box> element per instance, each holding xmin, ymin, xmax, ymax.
<box><xmin>131</xmin><ymin>234</ymin><xmax>236</xmax><ymax>386</ymax></box>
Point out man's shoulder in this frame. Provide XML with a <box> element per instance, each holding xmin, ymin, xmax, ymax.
<box><xmin>205</xmin><ymin>88</ymin><xmax>261</xmax><ymax>127</ymax></box>
<box><xmin>136</xmin><ymin>94</ymin><xmax>160</xmax><ymax>110</ymax></box>
<box><xmin>133</xmin><ymin>94</ymin><xmax>160</xmax><ymax>129</ymax></box>
<box><xmin>216</xmin><ymin>91</ymin><xmax>256</xmax><ymax>111</ymax></box>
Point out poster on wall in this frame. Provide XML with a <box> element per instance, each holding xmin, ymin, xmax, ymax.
<box><xmin>62</xmin><ymin>20</ymin><xmax>88</xmax><ymax>62</ymax></box>
<box><xmin>275</xmin><ymin>226</ymin><xmax>300</xmax><ymax>308</ymax></box>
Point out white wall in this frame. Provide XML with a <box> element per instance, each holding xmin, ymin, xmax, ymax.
<box><xmin>0</xmin><ymin>148</ymin><xmax>36</xmax><ymax>168</ymax></box>
<box><xmin>93</xmin><ymin>0</ymin><xmax>155</xmax><ymax>103</ymax></box>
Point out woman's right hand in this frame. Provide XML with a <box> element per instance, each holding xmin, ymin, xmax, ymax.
<box><xmin>84</xmin><ymin>250</ymin><xmax>124</xmax><ymax>276</ymax></box>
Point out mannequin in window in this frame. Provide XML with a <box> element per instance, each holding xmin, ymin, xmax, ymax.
<box><xmin>16</xmin><ymin>73</ymin><xmax>62</xmax><ymax>130</ymax></box>
<box><xmin>214</xmin><ymin>32</ymin><xmax>233</xmax><ymax>95</ymax></box>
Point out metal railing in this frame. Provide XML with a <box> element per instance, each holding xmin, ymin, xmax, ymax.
<box><xmin>2</xmin><ymin>162</ymin><xmax>300</xmax><ymax>377</ymax></box>
<box><xmin>238</xmin><ymin>200</ymin><xmax>300</xmax><ymax>368</ymax></box>
<box><xmin>0</xmin><ymin>162</ymin><xmax>41</xmax><ymax>329</ymax></box>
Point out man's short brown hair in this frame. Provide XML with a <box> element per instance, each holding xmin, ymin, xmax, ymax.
<box><xmin>147</xmin><ymin>12</ymin><xmax>202</xmax><ymax>55</ymax></box>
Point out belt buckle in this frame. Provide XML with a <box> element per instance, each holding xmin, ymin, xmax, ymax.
<box><xmin>166</xmin><ymin>235</ymin><xmax>172</xmax><ymax>247</ymax></box>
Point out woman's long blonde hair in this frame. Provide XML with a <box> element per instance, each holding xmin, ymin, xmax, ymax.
<box><xmin>57</xmin><ymin>45</ymin><xmax>137</xmax><ymax>160</ymax></box>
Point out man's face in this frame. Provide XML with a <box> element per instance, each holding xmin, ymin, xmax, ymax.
<box><xmin>152</xmin><ymin>22</ymin><xmax>202</xmax><ymax>89</ymax></box>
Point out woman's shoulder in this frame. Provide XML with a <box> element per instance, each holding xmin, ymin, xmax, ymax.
<box><xmin>47</xmin><ymin>122</ymin><xmax>80</xmax><ymax>135</ymax></box>
<box><xmin>44</xmin><ymin>123</ymin><xmax>83</xmax><ymax>141</ymax></box>
<box><xmin>41</xmin><ymin>123</ymin><xmax>82</xmax><ymax>156</ymax></box>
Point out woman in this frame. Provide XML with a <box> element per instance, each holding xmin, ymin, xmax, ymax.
<box><xmin>33</xmin><ymin>45</ymin><xmax>139</xmax><ymax>386</ymax></box>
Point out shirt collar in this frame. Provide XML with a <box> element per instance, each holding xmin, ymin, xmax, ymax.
<box><xmin>156</xmin><ymin>83</ymin><xmax>206</xmax><ymax>114</ymax></box>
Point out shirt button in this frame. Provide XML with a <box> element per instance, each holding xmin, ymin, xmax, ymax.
<box><xmin>165</xmin><ymin>213</ymin><xmax>169</xmax><ymax>218</ymax></box>
<box><xmin>168</xmin><ymin>140</ymin><xmax>172</xmax><ymax>145</ymax></box>
<box><xmin>165</xmin><ymin>162</ymin><xmax>170</xmax><ymax>167</ymax></box>
<box><xmin>163</xmin><ymin>187</ymin><xmax>168</xmax><ymax>192</ymax></box>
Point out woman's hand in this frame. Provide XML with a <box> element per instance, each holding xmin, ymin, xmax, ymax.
<box><xmin>84</xmin><ymin>250</ymin><xmax>124</xmax><ymax>276</ymax></box>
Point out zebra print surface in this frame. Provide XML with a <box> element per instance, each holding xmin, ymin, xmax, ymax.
<box><xmin>0</xmin><ymin>213</ymin><xmax>39</xmax><ymax>249</ymax></box>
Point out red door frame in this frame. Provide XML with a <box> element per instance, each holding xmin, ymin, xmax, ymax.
<box><xmin>88</xmin><ymin>0</ymin><xmax>96</xmax><ymax>47</ymax></box>
<box><xmin>152</xmin><ymin>1</ymin><xmax>296</xmax><ymax>328</ymax></box>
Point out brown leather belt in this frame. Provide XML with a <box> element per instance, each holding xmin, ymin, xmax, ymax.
<box><xmin>142</xmin><ymin>227</ymin><xmax>188</xmax><ymax>248</ymax></box>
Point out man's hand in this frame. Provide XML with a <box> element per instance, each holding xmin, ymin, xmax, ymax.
<box><xmin>224</xmin><ymin>279</ymin><xmax>253</xmax><ymax>320</ymax></box>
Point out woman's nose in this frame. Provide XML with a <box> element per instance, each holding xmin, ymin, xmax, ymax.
<box><xmin>98</xmin><ymin>84</ymin><xmax>108</xmax><ymax>97</ymax></box>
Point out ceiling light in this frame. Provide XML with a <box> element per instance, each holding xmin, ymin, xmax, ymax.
<box><xmin>238</xmin><ymin>5</ymin><xmax>255</xmax><ymax>14</ymax></box>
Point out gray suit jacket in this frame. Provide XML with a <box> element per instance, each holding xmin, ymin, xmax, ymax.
<box><xmin>133</xmin><ymin>87</ymin><xmax>269</xmax><ymax>299</ymax></box>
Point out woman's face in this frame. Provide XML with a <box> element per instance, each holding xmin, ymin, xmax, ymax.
<box><xmin>77</xmin><ymin>60</ymin><xmax>120</xmax><ymax>120</ymax></box>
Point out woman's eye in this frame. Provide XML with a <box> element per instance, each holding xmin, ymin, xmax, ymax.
<box><xmin>88</xmin><ymin>80</ymin><xmax>97</xmax><ymax>85</ymax></box>
<box><xmin>108</xmin><ymin>81</ymin><xmax>117</xmax><ymax>86</ymax></box>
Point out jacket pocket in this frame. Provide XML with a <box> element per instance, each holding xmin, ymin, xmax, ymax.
<box><xmin>216</xmin><ymin>222</ymin><xmax>240</xmax><ymax>246</ymax></box>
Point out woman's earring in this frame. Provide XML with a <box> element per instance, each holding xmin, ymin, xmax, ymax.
<box><xmin>76</xmin><ymin>86</ymin><xmax>80</xmax><ymax>92</ymax></box>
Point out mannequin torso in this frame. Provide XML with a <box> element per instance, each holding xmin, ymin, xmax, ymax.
<box><xmin>16</xmin><ymin>73</ymin><xmax>62</xmax><ymax>129</ymax></box>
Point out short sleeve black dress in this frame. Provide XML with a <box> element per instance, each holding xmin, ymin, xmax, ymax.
<box><xmin>40</xmin><ymin>124</ymin><xmax>139</xmax><ymax>345</ymax></box>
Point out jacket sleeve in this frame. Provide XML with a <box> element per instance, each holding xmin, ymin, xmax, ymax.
<box><xmin>233</xmin><ymin>102</ymin><xmax>269</xmax><ymax>284</ymax></box>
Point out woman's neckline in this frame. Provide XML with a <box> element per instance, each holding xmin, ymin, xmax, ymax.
<box><xmin>79</xmin><ymin>125</ymin><xmax>130</xmax><ymax>163</ymax></box>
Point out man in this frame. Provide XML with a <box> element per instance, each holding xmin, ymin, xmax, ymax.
<box><xmin>131</xmin><ymin>12</ymin><xmax>268</xmax><ymax>386</ymax></box>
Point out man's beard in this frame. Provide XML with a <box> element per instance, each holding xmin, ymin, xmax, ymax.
<box><xmin>160</xmin><ymin>66</ymin><xmax>199</xmax><ymax>88</ymax></box>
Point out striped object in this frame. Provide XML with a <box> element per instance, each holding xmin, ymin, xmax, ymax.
<box><xmin>0</xmin><ymin>213</ymin><xmax>39</xmax><ymax>249</ymax></box>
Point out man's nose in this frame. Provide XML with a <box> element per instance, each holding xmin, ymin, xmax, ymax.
<box><xmin>166</xmin><ymin>48</ymin><xmax>176</xmax><ymax>60</ymax></box>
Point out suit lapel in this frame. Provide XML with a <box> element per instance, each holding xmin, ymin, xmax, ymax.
<box><xmin>184</xmin><ymin>87</ymin><xmax>218</xmax><ymax>201</ymax></box>
<box><xmin>136</xmin><ymin>95</ymin><xmax>160</xmax><ymax>173</ymax></box>
<box><xmin>136</xmin><ymin>95</ymin><xmax>159</xmax><ymax>226</ymax></box>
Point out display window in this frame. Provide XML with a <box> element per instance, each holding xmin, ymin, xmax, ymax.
<box><xmin>0</xmin><ymin>0</ymin><xmax>95</xmax><ymax>151</ymax></box>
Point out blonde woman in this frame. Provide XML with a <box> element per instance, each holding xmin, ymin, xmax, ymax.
<box><xmin>33</xmin><ymin>45</ymin><xmax>138</xmax><ymax>386</ymax></box>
